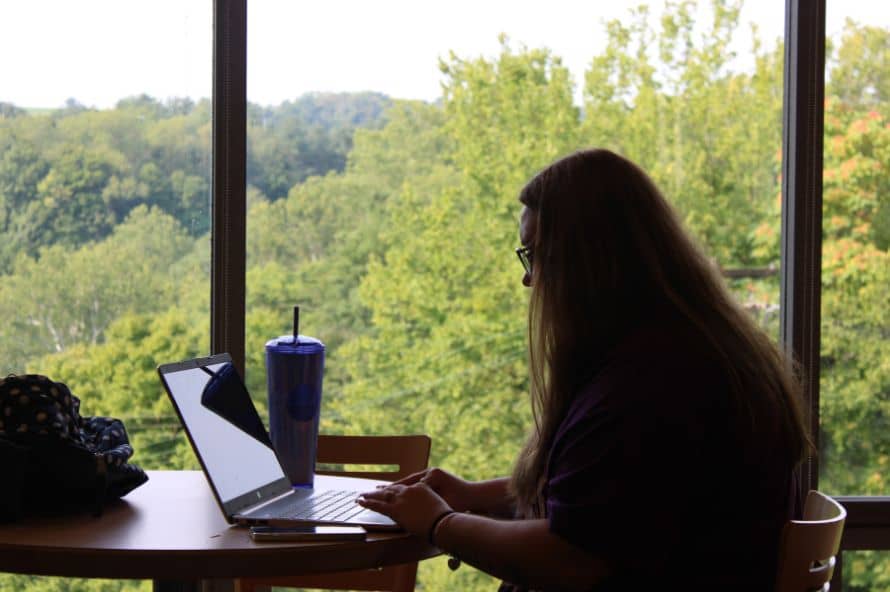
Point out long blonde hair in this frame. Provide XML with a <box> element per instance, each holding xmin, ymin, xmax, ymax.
<box><xmin>509</xmin><ymin>149</ymin><xmax>809</xmax><ymax>515</ymax></box>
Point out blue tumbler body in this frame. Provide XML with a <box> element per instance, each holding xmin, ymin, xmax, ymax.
<box><xmin>265</xmin><ymin>335</ymin><xmax>325</xmax><ymax>488</ymax></box>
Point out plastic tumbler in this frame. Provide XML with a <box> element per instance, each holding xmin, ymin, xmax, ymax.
<box><xmin>265</xmin><ymin>307</ymin><xmax>325</xmax><ymax>488</ymax></box>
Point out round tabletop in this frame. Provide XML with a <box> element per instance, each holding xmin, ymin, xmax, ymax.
<box><xmin>0</xmin><ymin>471</ymin><xmax>440</xmax><ymax>580</ymax></box>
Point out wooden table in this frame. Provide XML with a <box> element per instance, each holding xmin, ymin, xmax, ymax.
<box><xmin>0</xmin><ymin>471</ymin><xmax>440</xmax><ymax>591</ymax></box>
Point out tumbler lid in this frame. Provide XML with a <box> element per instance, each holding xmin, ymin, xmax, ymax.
<box><xmin>265</xmin><ymin>335</ymin><xmax>325</xmax><ymax>354</ymax></box>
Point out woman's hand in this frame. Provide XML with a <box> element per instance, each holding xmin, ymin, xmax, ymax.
<box><xmin>356</xmin><ymin>482</ymin><xmax>452</xmax><ymax>539</ymax></box>
<box><xmin>391</xmin><ymin>468</ymin><xmax>477</xmax><ymax>513</ymax></box>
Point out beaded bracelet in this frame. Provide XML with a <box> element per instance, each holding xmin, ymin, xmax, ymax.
<box><xmin>428</xmin><ymin>510</ymin><xmax>462</xmax><ymax>571</ymax></box>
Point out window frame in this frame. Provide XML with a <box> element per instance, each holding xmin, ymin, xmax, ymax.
<box><xmin>210</xmin><ymin>0</ymin><xmax>890</xmax><ymax>584</ymax></box>
<box><xmin>212</xmin><ymin>0</ymin><xmax>247</xmax><ymax>378</ymax></box>
<box><xmin>781</xmin><ymin>1</ymin><xmax>890</xmax><ymax>583</ymax></box>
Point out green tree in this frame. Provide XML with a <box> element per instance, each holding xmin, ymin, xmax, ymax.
<box><xmin>818</xmin><ymin>23</ymin><xmax>890</xmax><ymax>516</ymax></box>
<box><xmin>582</xmin><ymin>0</ymin><xmax>784</xmax><ymax>268</ymax></box>
<box><xmin>0</xmin><ymin>206</ymin><xmax>194</xmax><ymax>371</ymax></box>
<box><xmin>0</xmin><ymin>142</ymin><xmax>50</xmax><ymax>270</ymax></box>
<box><xmin>245</xmin><ymin>99</ymin><xmax>456</xmax><ymax>386</ymax></box>
<box><xmin>28</xmin><ymin>145</ymin><xmax>122</xmax><ymax>247</ymax></box>
<box><xmin>246</xmin><ymin>92</ymin><xmax>392</xmax><ymax>200</ymax></box>
<box><xmin>0</xmin><ymin>575</ymin><xmax>149</xmax><ymax>592</ymax></box>
<box><xmin>828</xmin><ymin>20</ymin><xmax>890</xmax><ymax>111</ymax></box>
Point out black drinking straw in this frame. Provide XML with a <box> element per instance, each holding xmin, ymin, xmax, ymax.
<box><xmin>293</xmin><ymin>306</ymin><xmax>300</xmax><ymax>343</ymax></box>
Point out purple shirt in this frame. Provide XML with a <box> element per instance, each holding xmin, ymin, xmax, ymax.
<box><xmin>543</xmin><ymin>317</ymin><xmax>799</xmax><ymax>591</ymax></box>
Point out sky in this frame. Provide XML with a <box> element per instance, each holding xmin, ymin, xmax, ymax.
<box><xmin>1</xmin><ymin>1</ymin><xmax>888</xmax><ymax>110</ymax></box>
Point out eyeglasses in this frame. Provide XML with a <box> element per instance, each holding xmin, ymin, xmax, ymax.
<box><xmin>515</xmin><ymin>245</ymin><xmax>533</xmax><ymax>275</ymax></box>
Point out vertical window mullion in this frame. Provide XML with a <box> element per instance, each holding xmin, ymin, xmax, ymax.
<box><xmin>780</xmin><ymin>0</ymin><xmax>825</xmax><ymax>491</ymax></box>
<box><xmin>780</xmin><ymin>0</ymin><xmax>826</xmax><ymax>495</ymax></box>
<box><xmin>211</xmin><ymin>0</ymin><xmax>247</xmax><ymax>376</ymax></box>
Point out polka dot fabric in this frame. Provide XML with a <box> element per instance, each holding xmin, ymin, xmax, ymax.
<box><xmin>0</xmin><ymin>374</ymin><xmax>148</xmax><ymax>521</ymax></box>
<box><xmin>0</xmin><ymin>374</ymin><xmax>80</xmax><ymax>440</ymax></box>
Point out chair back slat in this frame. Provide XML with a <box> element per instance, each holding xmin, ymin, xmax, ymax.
<box><xmin>775</xmin><ymin>491</ymin><xmax>846</xmax><ymax>592</ymax></box>
<box><xmin>316</xmin><ymin>434</ymin><xmax>432</xmax><ymax>481</ymax></box>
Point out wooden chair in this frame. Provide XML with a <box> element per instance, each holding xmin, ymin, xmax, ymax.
<box><xmin>775</xmin><ymin>490</ymin><xmax>847</xmax><ymax>592</ymax></box>
<box><xmin>236</xmin><ymin>434</ymin><xmax>432</xmax><ymax>592</ymax></box>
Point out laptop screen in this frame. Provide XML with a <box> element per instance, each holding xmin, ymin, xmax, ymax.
<box><xmin>159</xmin><ymin>355</ymin><xmax>290</xmax><ymax>508</ymax></box>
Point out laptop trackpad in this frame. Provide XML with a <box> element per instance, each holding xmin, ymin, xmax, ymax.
<box><xmin>357</xmin><ymin>509</ymin><xmax>400</xmax><ymax>530</ymax></box>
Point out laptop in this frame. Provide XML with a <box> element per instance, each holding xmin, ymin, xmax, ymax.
<box><xmin>157</xmin><ymin>352</ymin><xmax>398</xmax><ymax>530</ymax></box>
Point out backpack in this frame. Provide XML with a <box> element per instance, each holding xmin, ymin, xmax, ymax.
<box><xmin>0</xmin><ymin>374</ymin><xmax>148</xmax><ymax>522</ymax></box>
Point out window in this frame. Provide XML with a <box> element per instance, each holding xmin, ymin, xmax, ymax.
<box><xmin>818</xmin><ymin>1</ymin><xmax>890</xmax><ymax>589</ymax></box>
<box><xmin>0</xmin><ymin>1</ymin><xmax>211</xmax><ymax>590</ymax></box>
<box><xmin>819</xmin><ymin>1</ymin><xmax>889</xmax><ymax>499</ymax></box>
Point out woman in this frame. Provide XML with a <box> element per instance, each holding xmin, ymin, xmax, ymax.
<box><xmin>357</xmin><ymin>149</ymin><xmax>809</xmax><ymax>591</ymax></box>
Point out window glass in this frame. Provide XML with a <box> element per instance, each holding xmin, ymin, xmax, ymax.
<box><xmin>819</xmin><ymin>1</ymin><xmax>890</xmax><ymax>499</ymax></box>
<box><xmin>842</xmin><ymin>550</ymin><xmax>890</xmax><ymax>592</ymax></box>
<box><xmin>819</xmin><ymin>2</ymin><xmax>890</xmax><ymax>587</ymax></box>
<box><xmin>0</xmin><ymin>1</ymin><xmax>210</xmax><ymax>590</ymax></box>
<box><xmin>818</xmin><ymin>2</ymin><xmax>890</xmax><ymax>586</ymax></box>
<box><xmin>246</xmin><ymin>2</ymin><xmax>789</xmax><ymax>588</ymax></box>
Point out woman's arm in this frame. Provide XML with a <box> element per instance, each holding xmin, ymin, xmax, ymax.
<box><xmin>434</xmin><ymin>513</ymin><xmax>609</xmax><ymax>592</ymax></box>
<box><xmin>461</xmin><ymin>476</ymin><xmax>514</xmax><ymax>517</ymax></box>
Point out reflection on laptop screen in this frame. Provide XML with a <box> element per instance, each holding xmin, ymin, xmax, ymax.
<box><xmin>163</xmin><ymin>361</ymin><xmax>285</xmax><ymax>502</ymax></box>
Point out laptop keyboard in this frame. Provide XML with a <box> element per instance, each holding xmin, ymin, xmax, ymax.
<box><xmin>280</xmin><ymin>489</ymin><xmax>366</xmax><ymax>522</ymax></box>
